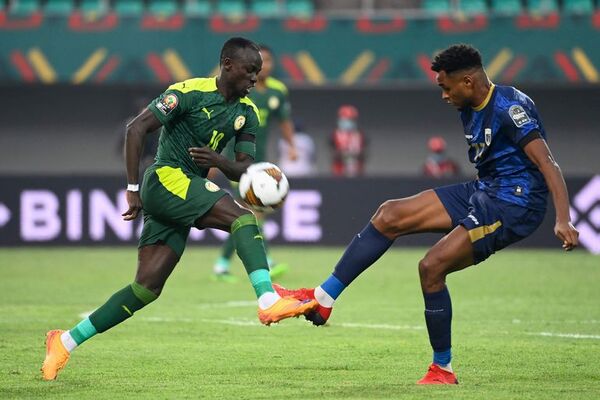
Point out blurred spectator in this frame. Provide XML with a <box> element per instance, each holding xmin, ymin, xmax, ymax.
<box><xmin>278</xmin><ymin>120</ymin><xmax>316</xmax><ymax>177</ymax></box>
<box><xmin>422</xmin><ymin>136</ymin><xmax>460</xmax><ymax>178</ymax></box>
<box><xmin>331</xmin><ymin>105</ymin><xmax>366</xmax><ymax>177</ymax></box>
<box><xmin>116</xmin><ymin>96</ymin><xmax>159</xmax><ymax>171</ymax></box>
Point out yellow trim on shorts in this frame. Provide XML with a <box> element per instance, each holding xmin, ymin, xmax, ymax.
<box><xmin>156</xmin><ymin>166</ymin><xmax>191</xmax><ymax>200</ymax></box>
<box><xmin>468</xmin><ymin>220</ymin><xmax>502</xmax><ymax>243</ymax></box>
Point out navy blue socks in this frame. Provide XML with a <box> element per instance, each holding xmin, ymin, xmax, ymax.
<box><xmin>423</xmin><ymin>286</ymin><xmax>453</xmax><ymax>366</ymax></box>
<box><xmin>328</xmin><ymin>222</ymin><xmax>394</xmax><ymax>288</ymax></box>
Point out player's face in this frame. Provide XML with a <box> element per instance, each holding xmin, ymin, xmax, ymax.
<box><xmin>436</xmin><ymin>70</ymin><xmax>474</xmax><ymax>109</ymax></box>
<box><xmin>258</xmin><ymin>49</ymin><xmax>273</xmax><ymax>80</ymax></box>
<box><xmin>224</xmin><ymin>48</ymin><xmax>263</xmax><ymax>97</ymax></box>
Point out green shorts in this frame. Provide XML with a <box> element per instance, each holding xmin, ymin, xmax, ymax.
<box><xmin>138</xmin><ymin>164</ymin><xmax>227</xmax><ymax>257</ymax></box>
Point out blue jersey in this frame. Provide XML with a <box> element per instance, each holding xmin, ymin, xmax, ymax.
<box><xmin>460</xmin><ymin>84</ymin><xmax>548</xmax><ymax>211</ymax></box>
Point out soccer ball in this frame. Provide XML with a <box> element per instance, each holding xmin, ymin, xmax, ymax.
<box><xmin>238</xmin><ymin>162</ymin><xmax>289</xmax><ymax>212</ymax></box>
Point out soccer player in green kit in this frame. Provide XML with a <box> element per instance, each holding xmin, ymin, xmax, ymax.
<box><xmin>213</xmin><ymin>44</ymin><xmax>297</xmax><ymax>282</ymax></box>
<box><xmin>41</xmin><ymin>37</ymin><xmax>317</xmax><ymax>381</ymax></box>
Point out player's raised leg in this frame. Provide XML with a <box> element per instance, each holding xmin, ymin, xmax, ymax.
<box><xmin>42</xmin><ymin>244</ymin><xmax>179</xmax><ymax>380</ymax></box>
<box><xmin>195</xmin><ymin>195</ymin><xmax>316</xmax><ymax>325</ymax></box>
<box><xmin>275</xmin><ymin>189</ymin><xmax>453</xmax><ymax>325</ymax></box>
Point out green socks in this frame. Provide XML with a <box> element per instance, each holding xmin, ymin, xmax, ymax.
<box><xmin>231</xmin><ymin>214</ymin><xmax>274</xmax><ymax>297</ymax></box>
<box><xmin>68</xmin><ymin>282</ymin><xmax>158</xmax><ymax>347</ymax></box>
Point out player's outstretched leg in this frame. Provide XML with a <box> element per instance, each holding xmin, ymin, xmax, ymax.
<box><xmin>41</xmin><ymin>245</ymin><xmax>176</xmax><ymax>380</ymax></box>
<box><xmin>274</xmin><ymin>221</ymin><xmax>393</xmax><ymax>325</ymax></box>
<box><xmin>229</xmin><ymin>213</ymin><xmax>316</xmax><ymax>324</ymax></box>
<box><xmin>42</xmin><ymin>282</ymin><xmax>158</xmax><ymax>380</ymax></box>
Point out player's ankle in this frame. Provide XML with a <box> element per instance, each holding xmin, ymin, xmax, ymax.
<box><xmin>258</xmin><ymin>291</ymin><xmax>281</xmax><ymax>310</ymax></box>
<box><xmin>213</xmin><ymin>257</ymin><xmax>231</xmax><ymax>274</ymax></box>
<box><xmin>314</xmin><ymin>286</ymin><xmax>335</xmax><ymax>308</ymax></box>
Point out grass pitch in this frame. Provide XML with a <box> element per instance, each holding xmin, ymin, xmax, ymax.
<box><xmin>1</xmin><ymin>246</ymin><xmax>599</xmax><ymax>399</ymax></box>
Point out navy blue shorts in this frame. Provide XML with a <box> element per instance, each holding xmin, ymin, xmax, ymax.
<box><xmin>434</xmin><ymin>181</ymin><xmax>545</xmax><ymax>264</ymax></box>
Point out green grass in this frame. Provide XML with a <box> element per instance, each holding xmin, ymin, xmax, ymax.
<box><xmin>1</xmin><ymin>247</ymin><xmax>599</xmax><ymax>399</ymax></box>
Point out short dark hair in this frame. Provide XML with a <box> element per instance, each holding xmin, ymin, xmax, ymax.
<box><xmin>431</xmin><ymin>44</ymin><xmax>483</xmax><ymax>74</ymax></box>
<box><xmin>220</xmin><ymin>37</ymin><xmax>260</xmax><ymax>64</ymax></box>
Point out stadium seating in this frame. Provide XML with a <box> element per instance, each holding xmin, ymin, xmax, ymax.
<box><xmin>491</xmin><ymin>0</ymin><xmax>522</xmax><ymax>16</ymax></box>
<box><xmin>80</xmin><ymin>0</ymin><xmax>109</xmax><ymax>15</ymax></box>
<box><xmin>526</xmin><ymin>0</ymin><xmax>559</xmax><ymax>14</ymax></box>
<box><xmin>148</xmin><ymin>0</ymin><xmax>178</xmax><ymax>16</ymax></box>
<box><xmin>459</xmin><ymin>0</ymin><xmax>487</xmax><ymax>15</ymax></box>
<box><xmin>563</xmin><ymin>0</ymin><xmax>595</xmax><ymax>14</ymax></box>
<box><xmin>8</xmin><ymin>0</ymin><xmax>41</xmax><ymax>16</ymax></box>
<box><xmin>285</xmin><ymin>0</ymin><xmax>314</xmax><ymax>17</ymax></box>
<box><xmin>215</xmin><ymin>0</ymin><xmax>246</xmax><ymax>16</ymax></box>
<box><xmin>44</xmin><ymin>0</ymin><xmax>74</xmax><ymax>15</ymax></box>
<box><xmin>251</xmin><ymin>0</ymin><xmax>282</xmax><ymax>16</ymax></box>
<box><xmin>183</xmin><ymin>0</ymin><xmax>211</xmax><ymax>16</ymax></box>
<box><xmin>114</xmin><ymin>0</ymin><xmax>145</xmax><ymax>16</ymax></box>
<box><xmin>422</xmin><ymin>0</ymin><xmax>450</xmax><ymax>15</ymax></box>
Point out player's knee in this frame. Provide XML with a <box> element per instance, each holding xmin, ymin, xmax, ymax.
<box><xmin>418</xmin><ymin>256</ymin><xmax>444</xmax><ymax>284</ymax></box>
<box><xmin>134</xmin><ymin>278</ymin><xmax>164</xmax><ymax>297</ymax></box>
<box><xmin>372</xmin><ymin>200</ymin><xmax>402</xmax><ymax>235</ymax></box>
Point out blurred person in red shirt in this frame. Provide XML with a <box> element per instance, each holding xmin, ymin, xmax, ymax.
<box><xmin>423</xmin><ymin>136</ymin><xmax>460</xmax><ymax>178</ymax></box>
<box><xmin>331</xmin><ymin>105</ymin><xmax>366</xmax><ymax>177</ymax></box>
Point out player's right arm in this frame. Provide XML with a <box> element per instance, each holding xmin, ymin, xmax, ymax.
<box><xmin>523</xmin><ymin>138</ymin><xmax>579</xmax><ymax>251</ymax></box>
<box><xmin>122</xmin><ymin>108</ymin><xmax>162</xmax><ymax>221</ymax></box>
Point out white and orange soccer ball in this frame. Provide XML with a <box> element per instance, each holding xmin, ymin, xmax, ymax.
<box><xmin>239</xmin><ymin>162</ymin><xmax>289</xmax><ymax>212</ymax></box>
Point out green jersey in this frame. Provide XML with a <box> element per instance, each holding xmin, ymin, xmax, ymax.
<box><xmin>148</xmin><ymin>77</ymin><xmax>260</xmax><ymax>178</ymax></box>
<box><xmin>224</xmin><ymin>76</ymin><xmax>291</xmax><ymax>162</ymax></box>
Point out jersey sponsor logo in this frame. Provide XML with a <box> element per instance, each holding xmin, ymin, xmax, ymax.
<box><xmin>156</xmin><ymin>93</ymin><xmax>178</xmax><ymax>115</ymax></box>
<box><xmin>202</xmin><ymin>107</ymin><xmax>214</xmax><ymax>120</ymax></box>
<box><xmin>268</xmin><ymin>96</ymin><xmax>280</xmax><ymax>110</ymax></box>
<box><xmin>484</xmin><ymin>128</ymin><xmax>492</xmax><ymax>146</ymax></box>
<box><xmin>205</xmin><ymin>181</ymin><xmax>220</xmax><ymax>192</ymax></box>
<box><xmin>508</xmin><ymin>105</ymin><xmax>531</xmax><ymax>127</ymax></box>
<box><xmin>234</xmin><ymin>115</ymin><xmax>246</xmax><ymax>131</ymax></box>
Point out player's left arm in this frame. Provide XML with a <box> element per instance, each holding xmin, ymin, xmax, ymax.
<box><xmin>523</xmin><ymin>137</ymin><xmax>579</xmax><ymax>250</ymax></box>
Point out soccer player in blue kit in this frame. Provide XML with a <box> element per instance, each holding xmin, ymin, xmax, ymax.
<box><xmin>275</xmin><ymin>44</ymin><xmax>580</xmax><ymax>384</ymax></box>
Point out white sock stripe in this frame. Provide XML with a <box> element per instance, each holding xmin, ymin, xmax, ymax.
<box><xmin>60</xmin><ymin>331</ymin><xmax>77</xmax><ymax>353</ymax></box>
<box><xmin>258</xmin><ymin>291</ymin><xmax>281</xmax><ymax>310</ymax></box>
<box><xmin>314</xmin><ymin>286</ymin><xmax>335</xmax><ymax>308</ymax></box>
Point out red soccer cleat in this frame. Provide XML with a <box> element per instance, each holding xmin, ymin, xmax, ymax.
<box><xmin>416</xmin><ymin>363</ymin><xmax>458</xmax><ymax>385</ymax></box>
<box><xmin>272</xmin><ymin>284</ymin><xmax>332</xmax><ymax>326</ymax></box>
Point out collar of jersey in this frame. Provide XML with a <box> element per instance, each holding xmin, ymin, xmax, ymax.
<box><xmin>472</xmin><ymin>83</ymin><xmax>495</xmax><ymax>112</ymax></box>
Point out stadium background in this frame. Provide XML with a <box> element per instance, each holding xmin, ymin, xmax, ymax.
<box><xmin>1</xmin><ymin>2</ymin><xmax>600</xmax><ymax>399</ymax></box>
<box><xmin>0</xmin><ymin>0</ymin><xmax>598</xmax><ymax>253</ymax></box>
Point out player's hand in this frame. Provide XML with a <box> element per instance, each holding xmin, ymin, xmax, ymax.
<box><xmin>288</xmin><ymin>146</ymin><xmax>298</xmax><ymax>161</ymax></box>
<box><xmin>122</xmin><ymin>190</ymin><xmax>142</xmax><ymax>221</ymax></box>
<box><xmin>554</xmin><ymin>221</ymin><xmax>579</xmax><ymax>251</ymax></box>
<box><xmin>189</xmin><ymin>146</ymin><xmax>223</xmax><ymax>168</ymax></box>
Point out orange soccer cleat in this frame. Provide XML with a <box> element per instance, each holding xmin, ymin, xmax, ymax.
<box><xmin>416</xmin><ymin>364</ymin><xmax>458</xmax><ymax>385</ymax></box>
<box><xmin>258</xmin><ymin>296</ymin><xmax>317</xmax><ymax>325</ymax></box>
<box><xmin>41</xmin><ymin>330</ymin><xmax>71</xmax><ymax>381</ymax></box>
<box><xmin>272</xmin><ymin>284</ymin><xmax>332</xmax><ymax>326</ymax></box>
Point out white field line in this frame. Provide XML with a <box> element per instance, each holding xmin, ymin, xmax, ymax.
<box><xmin>529</xmin><ymin>332</ymin><xmax>600</xmax><ymax>340</ymax></box>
